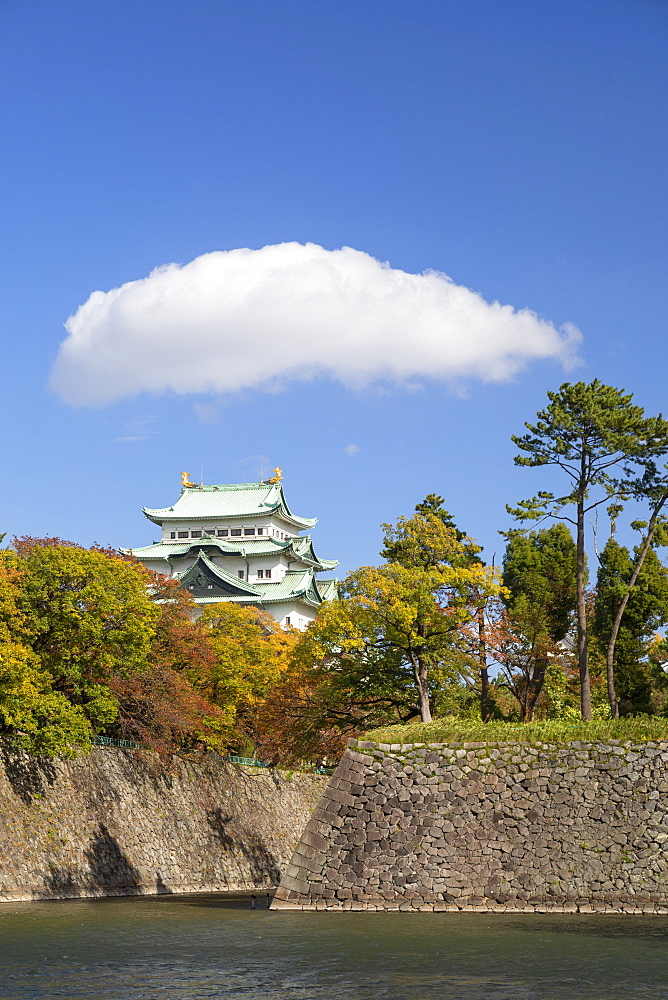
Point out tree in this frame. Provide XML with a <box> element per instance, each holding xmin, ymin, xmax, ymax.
<box><xmin>508</xmin><ymin>381</ymin><xmax>668</xmax><ymax>719</ymax></box>
<box><xmin>0</xmin><ymin>551</ymin><xmax>91</xmax><ymax>756</ymax></box>
<box><xmin>502</xmin><ymin>524</ymin><xmax>577</xmax><ymax>642</ymax></box>
<box><xmin>302</xmin><ymin>510</ymin><xmax>498</xmax><ymax>724</ymax></box>
<box><xmin>290</xmin><ymin>590</ymin><xmax>428</xmax><ymax>728</ymax></box>
<box><xmin>0</xmin><ymin>640</ymin><xmax>92</xmax><ymax>756</ymax></box>
<box><xmin>249</xmin><ymin>657</ymin><xmax>354</xmax><ymax>767</ymax></box>
<box><xmin>599</xmin><ymin>477</ymin><xmax>668</xmax><ymax>716</ymax></box>
<box><xmin>14</xmin><ymin>542</ymin><xmax>160</xmax><ymax>729</ymax></box>
<box><xmin>487</xmin><ymin>524</ymin><xmax>578</xmax><ymax>721</ymax></box>
<box><xmin>145</xmin><ymin>574</ymin><xmax>219</xmax><ymax>678</ymax></box>
<box><xmin>382</xmin><ymin>500</ymin><xmax>499</xmax><ymax>721</ymax></box>
<box><xmin>381</xmin><ymin>494</ymin><xmax>482</xmax><ymax>568</ymax></box>
<box><xmin>107</xmin><ymin>575</ymin><xmax>226</xmax><ymax>752</ymax></box>
<box><xmin>594</xmin><ymin>538</ymin><xmax>668</xmax><ymax>715</ymax></box>
<box><xmin>194</xmin><ymin>603</ymin><xmax>297</xmax><ymax>744</ymax></box>
<box><xmin>106</xmin><ymin>664</ymin><xmax>227</xmax><ymax>752</ymax></box>
<box><xmin>484</xmin><ymin>601</ymin><xmax>559</xmax><ymax>721</ymax></box>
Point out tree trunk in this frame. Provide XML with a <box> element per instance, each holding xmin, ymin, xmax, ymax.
<box><xmin>478</xmin><ymin>605</ymin><xmax>491</xmax><ymax>722</ymax></box>
<box><xmin>577</xmin><ymin>483</ymin><xmax>592</xmax><ymax>720</ymax></box>
<box><xmin>525</xmin><ymin>655</ymin><xmax>548</xmax><ymax>722</ymax></box>
<box><xmin>410</xmin><ymin>652</ymin><xmax>432</xmax><ymax>723</ymax></box>
<box><xmin>606</xmin><ymin>488</ymin><xmax>668</xmax><ymax>718</ymax></box>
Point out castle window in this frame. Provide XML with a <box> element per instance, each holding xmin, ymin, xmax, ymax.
<box><xmin>191</xmin><ymin>530</ymin><xmax>201</xmax><ymax>538</ymax></box>
<box><xmin>238</xmin><ymin>570</ymin><xmax>245</xmax><ymax>579</ymax></box>
<box><xmin>285</xmin><ymin>616</ymin><xmax>291</xmax><ymax>625</ymax></box>
<box><xmin>178</xmin><ymin>531</ymin><xmax>188</xmax><ymax>538</ymax></box>
<box><xmin>244</xmin><ymin>528</ymin><xmax>255</xmax><ymax>536</ymax></box>
<box><xmin>231</xmin><ymin>528</ymin><xmax>242</xmax><ymax>537</ymax></box>
<box><xmin>265</xmin><ymin>569</ymin><xmax>272</xmax><ymax>579</ymax></box>
<box><xmin>257</xmin><ymin>569</ymin><xmax>264</xmax><ymax>579</ymax></box>
<box><xmin>217</xmin><ymin>529</ymin><xmax>228</xmax><ymax>536</ymax></box>
<box><xmin>257</xmin><ymin>528</ymin><xmax>264</xmax><ymax>535</ymax></box>
<box><xmin>207</xmin><ymin>584</ymin><xmax>214</xmax><ymax>590</ymax></box>
<box><xmin>170</xmin><ymin>532</ymin><xmax>176</xmax><ymax>539</ymax></box>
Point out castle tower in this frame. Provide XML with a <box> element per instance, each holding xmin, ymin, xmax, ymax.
<box><xmin>121</xmin><ymin>474</ymin><xmax>338</xmax><ymax>629</ymax></box>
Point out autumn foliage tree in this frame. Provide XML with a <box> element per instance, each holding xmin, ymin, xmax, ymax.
<box><xmin>0</xmin><ymin>547</ymin><xmax>92</xmax><ymax>755</ymax></box>
<box><xmin>248</xmin><ymin>658</ymin><xmax>352</xmax><ymax>767</ymax></box>
<box><xmin>289</xmin><ymin>510</ymin><xmax>500</xmax><ymax>728</ymax></box>
<box><xmin>107</xmin><ymin>575</ymin><xmax>227</xmax><ymax>752</ymax></box>
<box><xmin>13</xmin><ymin>539</ymin><xmax>159</xmax><ymax>730</ymax></box>
<box><xmin>192</xmin><ymin>603</ymin><xmax>298</xmax><ymax>749</ymax></box>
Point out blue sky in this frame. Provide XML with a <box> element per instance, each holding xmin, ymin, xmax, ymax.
<box><xmin>1</xmin><ymin>0</ymin><xmax>667</xmax><ymax>576</ymax></box>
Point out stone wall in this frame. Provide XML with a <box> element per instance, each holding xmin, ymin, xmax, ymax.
<box><xmin>273</xmin><ymin>739</ymin><xmax>668</xmax><ymax>912</ymax></box>
<box><xmin>0</xmin><ymin>747</ymin><xmax>325</xmax><ymax>902</ymax></box>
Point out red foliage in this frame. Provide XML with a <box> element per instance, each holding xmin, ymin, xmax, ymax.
<box><xmin>106</xmin><ymin>573</ymin><xmax>225</xmax><ymax>752</ymax></box>
<box><xmin>108</xmin><ymin>665</ymin><xmax>226</xmax><ymax>753</ymax></box>
<box><xmin>248</xmin><ymin>664</ymin><xmax>353</xmax><ymax>767</ymax></box>
<box><xmin>146</xmin><ymin>573</ymin><xmax>219</xmax><ymax>675</ymax></box>
<box><xmin>12</xmin><ymin>535</ymin><xmax>82</xmax><ymax>558</ymax></box>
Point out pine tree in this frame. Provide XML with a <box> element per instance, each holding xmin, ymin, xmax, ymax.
<box><xmin>508</xmin><ymin>380</ymin><xmax>668</xmax><ymax>719</ymax></box>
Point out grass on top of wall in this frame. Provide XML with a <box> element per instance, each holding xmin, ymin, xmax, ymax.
<box><xmin>364</xmin><ymin>715</ymin><xmax>668</xmax><ymax>747</ymax></box>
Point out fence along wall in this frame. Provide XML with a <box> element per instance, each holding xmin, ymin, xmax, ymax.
<box><xmin>272</xmin><ymin>739</ymin><xmax>668</xmax><ymax>912</ymax></box>
<box><xmin>0</xmin><ymin>747</ymin><xmax>325</xmax><ymax>902</ymax></box>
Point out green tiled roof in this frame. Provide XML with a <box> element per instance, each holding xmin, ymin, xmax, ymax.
<box><xmin>315</xmin><ymin>578</ymin><xmax>339</xmax><ymax>601</ymax></box>
<box><xmin>290</xmin><ymin>536</ymin><xmax>339</xmax><ymax>570</ymax></box>
<box><xmin>174</xmin><ymin>561</ymin><xmax>323</xmax><ymax>609</ymax></box>
<box><xmin>169</xmin><ymin>553</ymin><xmax>338</xmax><ymax>611</ymax></box>
<box><xmin>143</xmin><ymin>481</ymin><xmax>317</xmax><ymax>529</ymax></box>
<box><xmin>176</xmin><ymin>551</ymin><xmax>262</xmax><ymax>597</ymax></box>
<box><xmin>254</xmin><ymin>569</ymin><xmax>322</xmax><ymax>607</ymax></box>
<box><xmin>121</xmin><ymin>532</ymin><xmax>338</xmax><ymax>572</ymax></box>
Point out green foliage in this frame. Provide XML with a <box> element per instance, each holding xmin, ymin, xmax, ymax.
<box><xmin>594</xmin><ymin>539</ymin><xmax>668</xmax><ymax>714</ymax></box>
<box><xmin>502</xmin><ymin>524</ymin><xmax>577</xmax><ymax>643</ymax></box>
<box><xmin>296</xmin><ymin>510</ymin><xmax>500</xmax><ymax>725</ymax></box>
<box><xmin>508</xmin><ymin>379</ymin><xmax>668</xmax><ymax>720</ymax></box>
<box><xmin>382</xmin><ymin>495</ymin><xmax>482</xmax><ymax>568</ymax></box>
<box><xmin>509</xmin><ymin>380</ymin><xmax>668</xmax><ymax>514</ymax></box>
<box><xmin>0</xmin><ymin>554</ymin><xmax>93</xmax><ymax>756</ymax></box>
<box><xmin>493</xmin><ymin>525</ymin><xmax>578</xmax><ymax>721</ymax></box>
<box><xmin>0</xmin><ymin>641</ymin><xmax>92</xmax><ymax>756</ymax></box>
<box><xmin>292</xmin><ymin>574</ymin><xmax>435</xmax><ymax>727</ymax></box>
<box><xmin>15</xmin><ymin>544</ymin><xmax>160</xmax><ymax>728</ymax></box>
<box><xmin>366</xmin><ymin>714</ymin><xmax>668</xmax><ymax>746</ymax></box>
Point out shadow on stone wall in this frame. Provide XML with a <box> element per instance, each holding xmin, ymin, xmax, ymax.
<box><xmin>155</xmin><ymin>871</ymin><xmax>173</xmax><ymax>894</ymax></box>
<box><xmin>44</xmin><ymin>823</ymin><xmax>143</xmax><ymax>895</ymax></box>
<box><xmin>85</xmin><ymin>823</ymin><xmax>142</xmax><ymax>889</ymax></box>
<box><xmin>1</xmin><ymin>748</ymin><xmax>57</xmax><ymax>806</ymax></box>
<box><xmin>207</xmin><ymin>807</ymin><xmax>281</xmax><ymax>883</ymax></box>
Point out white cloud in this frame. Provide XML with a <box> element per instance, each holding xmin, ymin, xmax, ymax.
<box><xmin>193</xmin><ymin>401</ymin><xmax>222</xmax><ymax>424</ymax></box>
<box><xmin>344</xmin><ymin>443</ymin><xmax>361</xmax><ymax>456</ymax></box>
<box><xmin>114</xmin><ymin>415</ymin><xmax>157</xmax><ymax>443</ymax></box>
<box><xmin>51</xmin><ymin>242</ymin><xmax>581</xmax><ymax>406</ymax></box>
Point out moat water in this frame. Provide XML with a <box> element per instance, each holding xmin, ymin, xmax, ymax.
<box><xmin>0</xmin><ymin>892</ymin><xmax>666</xmax><ymax>999</ymax></box>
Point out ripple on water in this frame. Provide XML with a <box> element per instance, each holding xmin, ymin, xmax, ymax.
<box><xmin>0</xmin><ymin>894</ymin><xmax>666</xmax><ymax>1000</ymax></box>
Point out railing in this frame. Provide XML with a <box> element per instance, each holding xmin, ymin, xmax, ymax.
<box><xmin>92</xmin><ymin>735</ymin><xmax>140</xmax><ymax>749</ymax></box>
<box><xmin>91</xmin><ymin>737</ymin><xmax>334</xmax><ymax>774</ymax></box>
<box><xmin>224</xmin><ymin>754</ymin><xmax>269</xmax><ymax>768</ymax></box>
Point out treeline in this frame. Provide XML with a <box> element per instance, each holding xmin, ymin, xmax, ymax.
<box><xmin>0</xmin><ymin>537</ymin><xmax>298</xmax><ymax>759</ymax></box>
<box><xmin>2</xmin><ymin>379</ymin><xmax>668</xmax><ymax>762</ymax></box>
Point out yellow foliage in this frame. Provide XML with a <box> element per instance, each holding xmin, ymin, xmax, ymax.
<box><xmin>194</xmin><ymin>604</ymin><xmax>297</xmax><ymax>727</ymax></box>
<box><xmin>0</xmin><ymin>639</ymin><xmax>92</xmax><ymax>755</ymax></box>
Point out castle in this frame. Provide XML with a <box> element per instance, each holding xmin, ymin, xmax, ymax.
<box><xmin>121</xmin><ymin>471</ymin><xmax>338</xmax><ymax>629</ymax></box>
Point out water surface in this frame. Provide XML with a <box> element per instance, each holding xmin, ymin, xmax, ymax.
<box><xmin>0</xmin><ymin>892</ymin><xmax>666</xmax><ymax>999</ymax></box>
